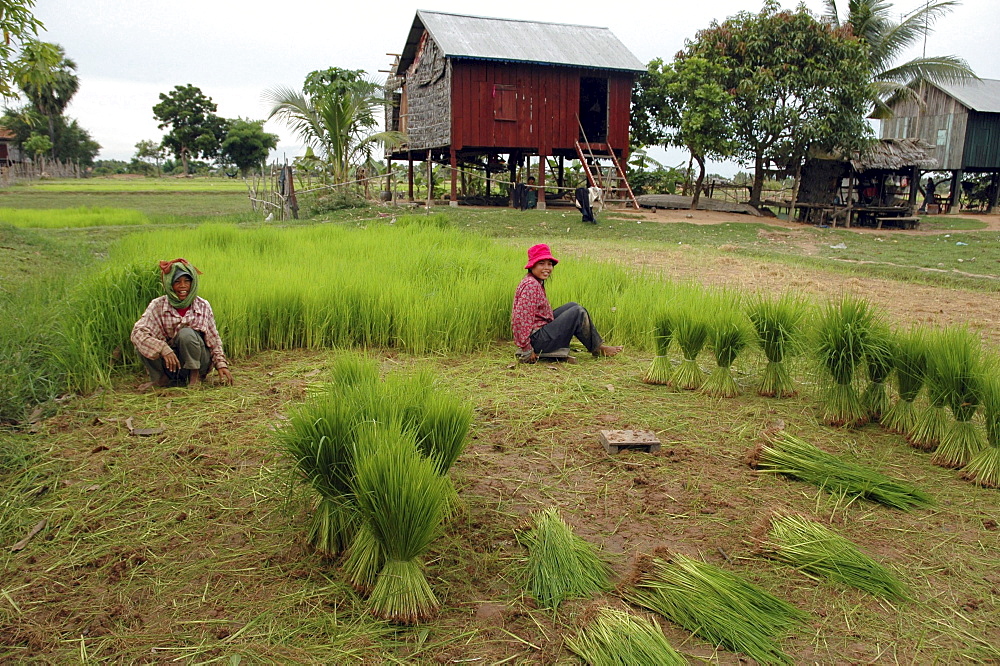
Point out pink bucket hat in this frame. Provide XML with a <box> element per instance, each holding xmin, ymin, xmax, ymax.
<box><xmin>525</xmin><ymin>243</ymin><xmax>558</xmax><ymax>269</ymax></box>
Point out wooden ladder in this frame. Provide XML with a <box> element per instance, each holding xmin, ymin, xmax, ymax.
<box><xmin>574</xmin><ymin>138</ymin><xmax>639</xmax><ymax>209</ymax></box>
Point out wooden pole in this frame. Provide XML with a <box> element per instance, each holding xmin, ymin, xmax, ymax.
<box><xmin>988</xmin><ymin>172</ymin><xmax>1000</xmax><ymax>215</ymax></box>
<box><xmin>449</xmin><ymin>148</ymin><xmax>458</xmax><ymax>206</ymax></box>
<box><xmin>407</xmin><ymin>153</ymin><xmax>414</xmax><ymax>201</ymax></box>
<box><xmin>537</xmin><ymin>153</ymin><xmax>547</xmax><ymax>210</ymax></box>
<box><xmin>426</xmin><ymin>150</ymin><xmax>433</xmax><ymax>208</ymax></box>
<box><xmin>907</xmin><ymin>166</ymin><xmax>920</xmax><ymax>214</ymax></box>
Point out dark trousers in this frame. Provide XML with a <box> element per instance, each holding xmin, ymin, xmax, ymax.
<box><xmin>138</xmin><ymin>327</ymin><xmax>212</xmax><ymax>385</ymax></box>
<box><xmin>530</xmin><ymin>302</ymin><xmax>605</xmax><ymax>354</ymax></box>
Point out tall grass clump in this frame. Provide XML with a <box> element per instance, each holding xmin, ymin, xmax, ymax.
<box><xmin>626</xmin><ymin>553</ymin><xmax>806</xmax><ymax>665</ymax></box>
<box><xmin>930</xmin><ymin>327</ymin><xmax>986</xmax><ymax>469</ymax></box>
<box><xmin>520</xmin><ymin>507</ymin><xmax>613</xmax><ymax>610</ymax></box>
<box><xmin>908</xmin><ymin>329</ymin><xmax>951</xmax><ymax>451</ymax></box>
<box><xmin>747</xmin><ymin>293</ymin><xmax>807</xmax><ymax>398</ymax></box>
<box><xmin>761</xmin><ymin>513</ymin><xmax>910</xmax><ymax>600</ymax></box>
<box><xmin>883</xmin><ymin>327</ymin><xmax>928</xmax><ymax>436</ymax></box>
<box><xmin>813</xmin><ymin>295</ymin><xmax>881</xmax><ymax>427</ymax></box>
<box><xmin>643</xmin><ymin>307</ymin><xmax>676</xmax><ymax>385</ymax></box>
<box><xmin>861</xmin><ymin>325</ymin><xmax>895</xmax><ymax>423</ymax></box>
<box><xmin>670</xmin><ymin>293</ymin><xmax>710</xmax><ymax>390</ymax></box>
<box><xmin>353</xmin><ymin>423</ymin><xmax>450</xmax><ymax>624</ymax></box>
<box><xmin>565</xmin><ymin>607</ymin><xmax>686</xmax><ymax>666</ymax></box>
<box><xmin>749</xmin><ymin>431</ymin><xmax>931</xmax><ymax>510</ymax></box>
<box><xmin>0</xmin><ymin>206</ymin><xmax>149</xmax><ymax>228</ymax></box>
<box><xmin>962</xmin><ymin>365</ymin><xmax>1000</xmax><ymax>487</ymax></box>
<box><xmin>703</xmin><ymin>296</ymin><xmax>752</xmax><ymax>398</ymax></box>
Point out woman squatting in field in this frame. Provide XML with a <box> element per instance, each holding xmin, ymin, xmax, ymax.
<box><xmin>511</xmin><ymin>243</ymin><xmax>622</xmax><ymax>363</ymax></box>
<box><xmin>131</xmin><ymin>258</ymin><xmax>234</xmax><ymax>389</ymax></box>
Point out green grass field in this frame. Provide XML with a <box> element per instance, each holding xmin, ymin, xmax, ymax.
<box><xmin>1</xmin><ymin>183</ymin><xmax>998</xmax><ymax>663</ymax></box>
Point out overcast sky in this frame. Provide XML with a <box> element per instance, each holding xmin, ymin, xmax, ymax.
<box><xmin>26</xmin><ymin>0</ymin><xmax>1000</xmax><ymax>176</ymax></box>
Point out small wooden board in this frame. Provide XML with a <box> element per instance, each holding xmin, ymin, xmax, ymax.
<box><xmin>599</xmin><ymin>429</ymin><xmax>661</xmax><ymax>454</ymax></box>
<box><xmin>876</xmin><ymin>216</ymin><xmax>920</xmax><ymax>230</ymax></box>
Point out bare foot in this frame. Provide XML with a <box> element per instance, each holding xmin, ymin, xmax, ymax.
<box><xmin>596</xmin><ymin>345</ymin><xmax>623</xmax><ymax>357</ymax></box>
<box><xmin>187</xmin><ymin>372</ymin><xmax>202</xmax><ymax>387</ymax></box>
<box><xmin>139</xmin><ymin>376</ymin><xmax>170</xmax><ymax>391</ymax></box>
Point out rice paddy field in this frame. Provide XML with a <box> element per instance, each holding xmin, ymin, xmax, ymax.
<box><xmin>1</xmin><ymin>180</ymin><xmax>999</xmax><ymax>663</ymax></box>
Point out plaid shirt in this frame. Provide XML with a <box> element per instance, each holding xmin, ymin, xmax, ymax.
<box><xmin>511</xmin><ymin>273</ymin><xmax>553</xmax><ymax>351</ymax></box>
<box><xmin>131</xmin><ymin>296</ymin><xmax>229</xmax><ymax>370</ymax></box>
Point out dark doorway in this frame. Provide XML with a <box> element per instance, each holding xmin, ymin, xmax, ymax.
<box><xmin>579</xmin><ymin>77</ymin><xmax>608</xmax><ymax>143</ymax></box>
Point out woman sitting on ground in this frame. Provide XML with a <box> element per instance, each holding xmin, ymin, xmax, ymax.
<box><xmin>131</xmin><ymin>258</ymin><xmax>233</xmax><ymax>389</ymax></box>
<box><xmin>511</xmin><ymin>243</ymin><xmax>622</xmax><ymax>362</ymax></box>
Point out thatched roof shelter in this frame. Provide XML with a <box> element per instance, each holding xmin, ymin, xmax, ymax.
<box><xmin>850</xmin><ymin>138</ymin><xmax>937</xmax><ymax>172</ymax></box>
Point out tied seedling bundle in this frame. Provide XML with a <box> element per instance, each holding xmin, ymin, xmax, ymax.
<box><xmin>519</xmin><ymin>507</ymin><xmax>613</xmax><ymax>610</ymax></box>
<box><xmin>814</xmin><ymin>295</ymin><xmax>881</xmax><ymax>427</ymax></box>
<box><xmin>962</xmin><ymin>365</ymin><xmax>1000</xmax><ymax>487</ymax></box>
<box><xmin>671</xmin><ymin>294</ymin><xmax>710</xmax><ymax>391</ymax></box>
<box><xmin>861</xmin><ymin>325</ymin><xmax>895</xmax><ymax>423</ymax></box>
<box><xmin>747</xmin><ymin>293</ymin><xmax>806</xmax><ymax>398</ymax></box>
<box><xmin>703</xmin><ymin>298</ymin><xmax>752</xmax><ymax>398</ymax></box>
<box><xmin>626</xmin><ymin>553</ymin><xmax>805</xmax><ymax>665</ymax></box>
<box><xmin>749</xmin><ymin>432</ymin><xmax>931</xmax><ymax>510</ymax></box>
<box><xmin>930</xmin><ymin>327</ymin><xmax>986</xmax><ymax>469</ymax></box>
<box><xmin>883</xmin><ymin>327</ymin><xmax>928</xmax><ymax>436</ymax></box>
<box><xmin>566</xmin><ymin>607</ymin><xmax>686</xmax><ymax>666</ymax></box>
<box><xmin>353</xmin><ymin>424</ymin><xmax>450</xmax><ymax>624</ymax></box>
<box><xmin>761</xmin><ymin>513</ymin><xmax>909</xmax><ymax>601</ymax></box>
<box><xmin>644</xmin><ymin>307</ymin><xmax>677</xmax><ymax>385</ymax></box>
<box><xmin>909</xmin><ymin>328</ymin><xmax>952</xmax><ymax>451</ymax></box>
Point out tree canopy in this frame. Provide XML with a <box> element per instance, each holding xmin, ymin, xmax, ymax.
<box><xmin>12</xmin><ymin>41</ymin><xmax>80</xmax><ymax>153</ymax></box>
<box><xmin>152</xmin><ymin>84</ymin><xmax>227</xmax><ymax>175</ymax></box>
<box><xmin>822</xmin><ymin>0</ymin><xmax>977</xmax><ymax>117</ymax></box>
<box><xmin>0</xmin><ymin>0</ymin><xmax>44</xmax><ymax>98</ymax></box>
<box><xmin>1</xmin><ymin>104</ymin><xmax>101</xmax><ymax>165</ymax></box>
<box><xmin>678</xmin><ymin>0</ymin><xmax>876</xmax><ymax>206</ymax></box>
<box><xmin>220</xmin><ymin>118</ymin><xmax>279</xmax><ymax>177</ymax></box>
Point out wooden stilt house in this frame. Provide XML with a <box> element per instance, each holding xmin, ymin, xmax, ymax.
<box><xmin>880</xmin><ymin>78</ymin><xmax>1000</xmax><ymax>214</ymax></box>
<box><xmin>384</xmin><ymin>10</ymin><xmax>645</xmax><ymax>208</ymax></box>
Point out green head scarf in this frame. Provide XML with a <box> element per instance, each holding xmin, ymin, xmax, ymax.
<box><xmin>159</xmin><ymin>258</ymin><xmax>200</xmax><ymax>309</ymax></box>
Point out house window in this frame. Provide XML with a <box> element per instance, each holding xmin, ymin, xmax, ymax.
<box><xmin>900</xmin><ymin>117</ymin><xmax>910</xmax><ymax>138</ymax></box>
<box><xmin>936</xmin><ymin>128</ymin><xmax>948</xmax><ymax>146</ymax></box>
<box><xmin>494</xmin><ymin>85</ymin><xmax>516</xmax><ymax>122</ymax></box>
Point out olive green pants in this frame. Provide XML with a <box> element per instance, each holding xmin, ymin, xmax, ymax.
<box><xmin>138</xmin><ymin>327</ymin><xmax>212</xmax><ymax>385</ymax></box>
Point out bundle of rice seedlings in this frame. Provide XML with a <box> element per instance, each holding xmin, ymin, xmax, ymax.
<box><xmin>861</xmin><ymin>326</ymin><xmax>895</xmax><ymax>423</ymax></box>
<box><xmin>410</xmin><ymin>389</ymin><xmax>473</xmax><ymax>475</ymax></box>
<box><xmin>930</xmin><ymin>327</ymin><xmax>986</xmax><ymax>469</ymax></box>
<box><xmin>962</xmin><ymin>365</ymin><xmax>1000</xmax><ymax>487</ymax></box>
<box><xmin>671</xmin><ymin>303</ymin><xmax>709</xmax><ymax>391</ymax></box>
<box><xmin>643</xmin><ymin>309</ymin><xmax>676</xmax><ymax>385</ymax></box>
<box><xmin>883</xmin><ymin>327</ymin><xmax>928</xmax><ymax>436</ymax></box>
<box><xmin>520</xmin><ymin>507</ymin><xmax>613</xmax><ymax>609</ymax></box>
<box><xmin>750</xmin><ymin>431</ymin><xmax>931</xmax><ymax>510</ymax></box>
<box><xmin>703</xmin><ymin>304</ymin><xmax>752</xmax><ymax>398</ymax></box>
<box><xmin>814</xmin><ymin>295</ymin><xmax>881</xmax><ymax>427</ymax></box>
<box><xmin>353</xmin><ymin>424</ymin><xmax>450</xmax><ymax>624</ymax></box>
<box><xmin>747</xmin><ymin>293</ymin><xmax>806</xmax><ymax>398</ymax></box>
<box><xmin>626</xmin><ymin>553</ymin><xmax>805</xmax><ymax>665</ymax></box>
<box><xmin>762</xmin><ymin>513</ymin><xmax>910</xmax><ymax>600</ymax></box>
<box><xmin>565</xmin><ymin>607</ymin><xmax>686</xmax><ymax>666</ymax></box>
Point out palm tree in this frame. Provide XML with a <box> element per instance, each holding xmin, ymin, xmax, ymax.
<box><xmin>264</xmin><ymin>77</ymin><xmax>404</xmax><ymax>185</ymax></box>
<box><xmin>823</xmin><ymin>0</ymin><xmax>977</xmax><ymax>117</ymax></box>
<box><xmin>14</xmin><ymin>41</ymin><xmax>79</xmax><ymax>152</ymax></box>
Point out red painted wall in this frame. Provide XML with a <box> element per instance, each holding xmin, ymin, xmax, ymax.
<box><xmin>449</xmin><ymin>60</ymin><xmax>633</xmax><ymax>154</ymax></box>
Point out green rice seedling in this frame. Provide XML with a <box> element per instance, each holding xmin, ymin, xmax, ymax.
<box><xmin>643</xmin><ymin>308</ymin><xmax>676</xmax><ymax>385</ymax></box>
<box><xmin>626</xmin><ymin>553</ymin><xmax>806</xmax><ymax>665</ymax></box>
<box><xmin>929</xmin><ymin>327</ymin><xmax>986</xmax><ymax>468</ymax></box>
<box><xmin>671</xmin><ymin>295</ymin><xmax>710</xmax><ymax>391</ymax></box>
<box><xmin>747</xmin><ymin>293</ymin><xmax>807</xmax><ymax>398</ymax></box>
<box><xmin>750</xmin><ymin>431</ymin><xmax>932</xmax><ymax>510</ymax></box>
<box><xmin>520</xmin><ymin>507</ymin><xmax>613</xmax><ymax>610</ymax></box>
<box><xmin>762</xmin><ymin>513</ymin><xmax>910</xmax><ymax>600</ymax></box>
<box><xmin>962</xmin><ymin>362</ymin><xmax>1000</xmax><ymax>487</ymax></box>
<box><xmin>353</xmin><ymin>423</ymin><xmax>450</xmax><ymax>624</ymax></box>
<box><xmin>861</xmin><ymin>325</ymin><xmax>895</xmax><ymax>423</ymax></box>
<box><xmin>813</xmin><ymin>295</ymin><xmax>881</xmax><ymax>427</ymax></box>
<box><xmin>883</xmin><ymin>327</ymin><xmax>928</xmax><ymax>436</ymax></box>
<box><xmin>703</xmin><ymin>299</ymin><xmax>752</xmax><ymax>398</ymax></box>
<box><xmin>565</xmin><ymin>607</ymin><xmax>686</xmax><ymax>666</ymax></box>
<box><xmin>0</xmin><ymin>206</ymin><xmax>149</xmax><ymax>228</ymax></box>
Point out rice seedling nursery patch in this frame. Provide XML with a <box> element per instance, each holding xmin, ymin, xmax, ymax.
<box><xmin>2</xmin><ymin>191</ymin><xmax>999</xmax><ymax>663</ymax></box>
<box><xmin>0</xmin><ymin>206</ymin><xmax>150</xmax><ymax>228</ymax></box>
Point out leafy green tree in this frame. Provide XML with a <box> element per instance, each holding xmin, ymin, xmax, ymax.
<box><xmin>633</xmin><ymin>56</ymin><xmax>736</xmax><ymax>209</ymax></box>
<box><xmin>0</xmin><ymin>105</ymin><xmax>100</xmax><ymax>165</ymax></box>
<box><xmin>220</xmin><ymin>118</ymin><xmax>278</xmax><ymax>177</ymax></box>
<box><xmin>13</xmin><ymin>41</ymin><xmax>79</xmax><ymax>152</ymax></box>
<box><xmin>22</xmin><ymin>132</ymin><xmax>51</xmax><ymax>160</ymax></box>
<box><xmin>0</xmin><ymin>0</ymin><xmax>43</xmax><ymax>98</ymax></box>
<box><xmin>152</xmin><ymin>84</ymin><xmax>227</xmax><ymax>175</ymax></box>
<box><xmin>134</xmin><ymin>139</ymin><xmax>165</xmax><ymax>176</ymax></box>
<box><xmin>681</xmin><ymin>0</ymin><xmax>875</xmax><ymax>207</ymax></box>
<box><xmin>823</xmin><ymin>0</ymin><xmax>976</xmax><ymax>117</ymax></box>
<box><xmin>264</xmin><ymin>68</ymin><xmax>403</xmax><ymax>184</ymax></box>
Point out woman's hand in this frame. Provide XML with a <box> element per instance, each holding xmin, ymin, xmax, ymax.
<box><xmin>162</xmin><ymin>348</ymin><xmax>180</xmax><ymax>372</ymax></box>
<box><xmin>218</xmin><ymin>368</ymin><xmax>234</xmax><ymax>385</ymax></box>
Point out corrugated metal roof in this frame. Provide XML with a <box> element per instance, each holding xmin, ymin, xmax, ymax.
<box><xmin>395</xmin><ymin>10</ymin><xmax>645</xmax><ymax>75</ymax></box>
<box><xmin>933</xmin><ymin>78</ymin><xmax>1000</xmax><ymax>113</ymax></box>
